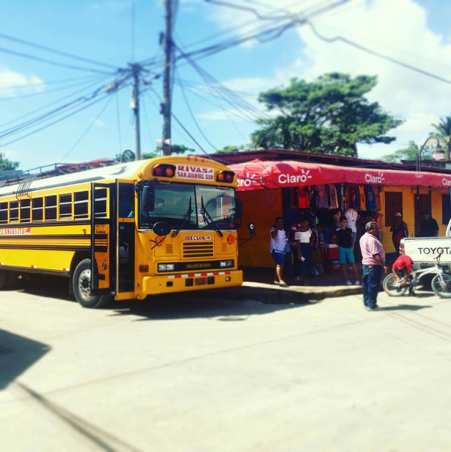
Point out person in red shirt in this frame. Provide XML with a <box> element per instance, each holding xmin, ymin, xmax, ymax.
<box><xmin>392</xmin><ymin>255</ymin><xmax>415</xmax><ymax>295</ymax></box>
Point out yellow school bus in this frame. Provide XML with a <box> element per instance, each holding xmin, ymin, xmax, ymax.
<box><xmin>0</xmin><ymin>156</ymin><xmax>245</xmax><ymax>308</ymax></box>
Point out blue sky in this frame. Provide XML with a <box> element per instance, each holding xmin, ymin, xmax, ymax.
<box><xmin>1</xmin><ymin>0</ymin><xmax>451</xmax><ymax>170</ymax></box>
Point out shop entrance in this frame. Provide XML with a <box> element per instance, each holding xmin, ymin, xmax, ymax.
<box><xmin>414</xmin><ymin>192</ymin><xmax>431</xmax><ymax>236</ymax></box>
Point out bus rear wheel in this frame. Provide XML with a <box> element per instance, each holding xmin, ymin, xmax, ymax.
<box><xmin>0</xmin><ymin>270</ymin><xmax>17</xmax><ymax>290</ymax></box>
<box><xmin>73</xmin><ymin>259</ymin><xmax>111</xmax><ymax>309</ymax></box>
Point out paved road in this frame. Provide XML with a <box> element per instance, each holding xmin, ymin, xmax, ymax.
<box><xmin>2</xmin><ymin>277</ymin><xmax>451</xmax><ymax>452</ymax></box>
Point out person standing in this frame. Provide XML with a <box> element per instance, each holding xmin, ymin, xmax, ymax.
<box><xmin>390</xmin><ymin>212</ymin><xmax>408</xmax><ymax>256</ymax></box>
<box><xmin>333</xmin><ymin>216</ymin><xmax>360</xmax><ymax>285</ymax></box>
<box><xmin>270</xmin><ymin>217</ymin><xmax>288</xmax><ymax>286</ymax></box>
<box><xmin>295</xmin><ymin>221</ymin><xmax>315</xmax><ymax>285</ymax></box>
<box><xmin>419</xmin><ymin>211</ymin><xmax>439</xmax><ymax>237</ymax></box>
<box><xmin>360</xmin><ymin>221</ymin><xmax>389</xmax><ymax>311</ymax></box>
<box><xmin>289</xmin><ymin>214</ymin><xmax>303</xmax><ymax>282</ymax></box>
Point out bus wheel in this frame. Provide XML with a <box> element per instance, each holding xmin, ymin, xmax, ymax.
<box><xmin>73</xmin><ymin>259</ymin><xmax>111</xmax><ymax>309</ymax></box>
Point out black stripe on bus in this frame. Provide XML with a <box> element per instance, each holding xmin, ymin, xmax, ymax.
<box><xmin>0</xmin><ymin>219</ymin><xmax>92</xmax><ymax>228</ymax></box>
<box><xmin>0</xmin><ymin>234</ymin><xmax>107</xmax><ymax>241</ymax></box>
<box><xmin>0</xmin><ymin>244</ymin><xmax>93</xmax><ymax>251</ymax></box>
<box><xmin>0</xmin><ymin>265</ymin><xmax>71</xmax><ymax>277</ymax></box>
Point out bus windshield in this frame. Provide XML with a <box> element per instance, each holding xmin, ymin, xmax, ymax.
<box><xmin>139</xmin><ymin>182</ymin><xmax>236</xmax><ymax>230</ymax></box>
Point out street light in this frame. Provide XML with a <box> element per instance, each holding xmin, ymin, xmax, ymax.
<box><xmin>416</xmin><ymin>136</ymin><xmax>443</xmax><ymax>172</ymax></box>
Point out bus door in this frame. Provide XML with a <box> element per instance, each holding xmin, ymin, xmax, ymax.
<box><xmin>91</xmin><ymin>183</ymin><xmax>116</xmax><ymax>293</ymax></box>
<box><xmin>116</xmin><ymin>181</ymin><xmax>135</xmax><ymax>296</ymax></box>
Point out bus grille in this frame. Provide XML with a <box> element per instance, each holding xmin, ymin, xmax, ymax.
<box><xmin>166</xmin><ymin>243</ymin><xmax>173</xmax><ymax>254</ymax></box>
<box><xmin>183</xmin><ymin>242</ymin><xmax>214</xmax><ymax>258</ymax></box>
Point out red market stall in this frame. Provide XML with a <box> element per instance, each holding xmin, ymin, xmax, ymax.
<box><xmin>230</xmin><ymin>159</ymin><xmax>451</xmax><ymax>191</ymax></box>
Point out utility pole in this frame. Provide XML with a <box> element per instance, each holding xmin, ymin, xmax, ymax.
<box><xmin>131</xmin><ymin>64</ymin><xmax>142</xmax><ymax>160</ymax></box>
<box><xmin>162</xmin><ymin>0</ymin><xmax>172</xmax><ymax>156</ymax></box>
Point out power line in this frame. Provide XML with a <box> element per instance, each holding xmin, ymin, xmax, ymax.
<box><xmin>59</xmin><ymin>95</ymin><xmax>115</xmax><ymax>162</ymax></box>
<box><xmin>0</xmin><ymin>31</ymin><xmax>119</xmax><ymax>70</ymax></box>
<box><xmin>306</xmin><ymin>22</ymin><xmax>451</xmax><ymax>87</ymax></box>
<box><xmin>0</xmin><ymin>74</ymin><xmax>100</xmax><ymax>92</ymax></box>
<box><xmin>0</xmin><ymin>76</ymin><xmax>110</xmax><ymax>102</ymax></box>
<box><xmin>0</xmin><ymin>46</ymin><xmax>117</xmax><ymax>75</ymax></box>
<box><xmin>0</xmin><ymin>75</ymin><xmax>112</xmax><ymax>130</ymax></box>
<box><xmin>0</xmin><ymin>84</ymin><xmax>129</xmax><ymax>148</ymax></box>
<box><xmin>176</xmin><ymin>69</ymin><xmax>218</xmax><ymax>151</ymax></box>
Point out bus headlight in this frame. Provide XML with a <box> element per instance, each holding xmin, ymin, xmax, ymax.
<box><xmin>158</xmin><ymin>263</ymin><xmax>175</xmax><ymax>272</ymax></box>
<box><xmin>220</xmin><ymin>260</ymin><xmax>234</xmax><ymax>268</ymax></box>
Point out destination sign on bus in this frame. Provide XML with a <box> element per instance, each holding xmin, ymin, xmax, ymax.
<box><xmin>176</xmin><ymin>165</ymin><xmax>214</xmax><ymax>181</ymax></box>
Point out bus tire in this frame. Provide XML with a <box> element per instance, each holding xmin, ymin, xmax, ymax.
<box><xmin>73</xmin><ymin>259</ymin><xmax>111</xmax><ymax>309</ymax></box>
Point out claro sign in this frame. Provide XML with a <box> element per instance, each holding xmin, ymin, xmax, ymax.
<box><xmin>278</xmin><ymin>169</ymin><xmax>313</xmax><ymax>185</ymax></box>
<box><xmin>365</xmin><ymin>172</ymin><xmax>385</xmax><ymax>184</ymax></box>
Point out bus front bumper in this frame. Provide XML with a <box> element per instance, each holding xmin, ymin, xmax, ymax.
<box><xmin>141</xmin><ymin>269</ymin><xmax>243</xmax><ymax>296</ymax></box>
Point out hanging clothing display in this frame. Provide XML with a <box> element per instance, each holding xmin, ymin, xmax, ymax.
<box><xmin>344</xmin><ymin>208</ymin><xmax>358</xmax><ymax>233</ymax></box>
<box><xmin>364</xmin><ymin>185</ymin><xmax>376</xmax><ymax>210</ymax></box>
<box><xmin>374</xmin><ymin>186</ymin><xmax>382</xmax><ymax>210</ymax></box>
<box><xmin>328</xmin><ymin>184</ymin><xmax>339</xmax><ymax>209</ymax></box>
<box><xmin>298</xmin><ymin>187</ymin><xmax>310</xmax><ymax>208</ymax></box>
<box><xmin>349</xmin><ymin>185</ymin><xmax>358</xmax><ymax>209</ymax></box>
<box><xmin>358</xmin><ymin>186</ymin><xmax>366</xmax><ymax>211</ymax></box>
<box><xmin>315</xmin><ymin>185</ymin><xmax>329</xmax><ymax>209</ymax></box>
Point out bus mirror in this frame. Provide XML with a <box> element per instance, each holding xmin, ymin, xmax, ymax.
<box><xmin>142</xmin><ymin>185</ymin><xmax>155</xmax><ymax>212</ymax></box>
<box><xmin>247</xmin><ymin>223</ymin><xmax>256</xmax><ymax>236</ymax></box>
<box><xmin>153</xmin><ymin>221</ymin><xmax>171</xmax><ymax>237</ymax></box>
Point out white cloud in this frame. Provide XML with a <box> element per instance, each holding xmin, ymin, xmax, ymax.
<box><xmin>92</xmin><ymin>119</ymin><xmax>106</xmax><ymax>127</ymax></box>
<box><xmin>0</xmin><ymin>68</ymin><xmax>44</xmax><ymax>98</ymax></box>
<box><xmin>201</xmin><ymin>0</ymin><xmax>451</xmax><ymax>158</ymax></box>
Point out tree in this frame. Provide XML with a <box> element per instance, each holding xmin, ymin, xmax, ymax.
<box><xmin>215</xmin><ymin>145</ymin><xmax>246</xmax><ymax>154</ymax></box>
<box><xmin>432</xmin><ymin>116</ymin><xmax>451</xmax><ymax>160</ymax></box>
<box><xmin>251</xmin><ymin>73</ymin><xmax>401</xmax><ymax>157</ymax></box>
<box><xmin>0</xmin><ymin>154</ymin><xmax>19</xmax><ymax>171</ymax></box>
<box><xmin>115</xmin><ymin>144</ymin><xmax>195</xmax><ymax>162</ymax></box>
<box><xmin>381</xmin><ymin>141</ymin><xmax>433</xmax><ymax>163</ymax></box>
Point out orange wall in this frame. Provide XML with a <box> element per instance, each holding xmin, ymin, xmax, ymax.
<box><xmin>237</xmin><ymin>189</ymin><xmax>282</xmax><ymax>267</ymax></box>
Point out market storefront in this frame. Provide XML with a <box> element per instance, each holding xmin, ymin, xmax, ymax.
<box><xmin>229</xmin><ymin>159</ymin><xmax>451</xmax><ymax>269</ymax></box>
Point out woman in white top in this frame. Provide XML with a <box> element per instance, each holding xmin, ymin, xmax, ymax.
<box><xmin>270</xmin><ymin>216</ymin><xmax>288</xmax><ymax>286</ymax></box>
<box><xmin>295</xmin><ymin>221</ymin><xmax>315</xmax><ymax>285</ymax></box>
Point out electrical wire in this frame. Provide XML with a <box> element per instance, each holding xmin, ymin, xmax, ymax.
<box><xmin>59</xmin><ymin>94</ymin><xmax>115</xmax><ymax>162</ymax></box>
<box><xmin>115</xmin><ymin>89</ymin><xmax>123</xmax><ymax>153</ymax></box>
<box><xmin>306</xmin><ymin>22</ymin><xmax>451</xmax><ymax>87</ymax></box>
<box><xmin>0</xmin><ymin>75</ymin><xmax>112</xmax><ymax>130</ymax></box>
<box><xmin>0</xmin><ymin>32</ymin><xmax>119</xmax><ymax>70</ymax></box>
<box><xmin>0</xmin><ymin>83</ymin><xmax>129</xmax><ymax>148</ymax></box>
<box><xmin>0</xmin><ymin>74</ymin><xmax>100</xmax><ymax>92</ymax></box>
<box><xmin>0</xmin><ymin>46</ymin><xmax>117</xmax><ymax>75</ymax></box>
<box><xmin>176</xmin><ymin>69</ymin><xmax>218</xmax><ymax>151</ymax></box>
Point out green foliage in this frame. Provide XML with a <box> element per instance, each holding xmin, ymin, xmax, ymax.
<box><xmin>381</xmin><ymin>141</ymin><xmax>432</xmax><ymax>163</ymax></box>
<box><xmin>251</xmin><ymin>73</ymin><xmax>401</xmax><ymax>157</ymax></box>
<box><xmin>0</xmin><ymin>155</ymin><xmax>19</xmax><ymax>171</ymax></box>
<box><xmin>115</xmin><ymin>144</ymin><xmax>195</xmax><ymax>162</ymax></box>
<box><xmin>215</xmin><ymin>145</ymin><xmax>246</xmax><ymax>154</ymax></box>
<box><xmin>432</xmin><ymin>116</ymin><xmax>451</xmax><ymax>159</ymax></box>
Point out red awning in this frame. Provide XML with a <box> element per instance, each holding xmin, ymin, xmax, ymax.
<box><xmin>230</xmin><ymin>159</ymin><xmax>451</xmax><ymax>191</ymax></box>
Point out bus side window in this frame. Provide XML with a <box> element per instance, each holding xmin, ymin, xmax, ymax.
<box><xmin>10</xmin><ymin>201</ymin><xmax>18</xmax><ymax>223</ymax></box>
<box><xmin>94</xmin><ymin>188</ymin><xmax>108</xmax><ymax>218</ymax></box>
<box><xmin>45</xmin><ymin>196</ymin><xmax>57</xmax><ymax>221</ymax></box>
<box><xmin>32</xmin><ymin>198</ymin><xmax>43</xmax><ymax>222</ymax></box>
<box><xmin>20</xmin><ymin>199</ymin><xmax>31</xmax><ymax>223</ymax></box>
<box><xmin>59</xmin><ymin>194</ymin><xmax>73</xmax><ymax>220</ymax></box>
<box><xmin>0</xmin><ymin>202</ymin><xmax>7</xmax><ymax>224</ymax></box>
<box><xmin>74</xmin><ymin>191</ymin><xmax>89</xmax><ymax>219</ymax></box>
<box><xmin>119</xmin><ymin>185</ymin><xmax>135</xmax><ymax>218</ymax></box>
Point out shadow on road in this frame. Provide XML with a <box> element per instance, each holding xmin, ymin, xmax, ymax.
<box><xmin>11</xmin><ymin>382</ymin><xmax>141</xmax><ymax>452</ymax></box>
<box><xmin>14</xmin><ymin>275</ymin><xmax>74</xmax><ymax>303</ymax></box>
<box><xmin>108</xmin><ymin>294</ymin><xmax>308</xmax><ymax>322</ymax></box>
<box><xmin>378</xmin><ymin>304</ymin><xmax>433</xmax><ymax>312</ymax></box>
<box><xmin>0</xmin><ymin>330</ymin><xmax>50</xmax><ymax>391</ymax></box>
